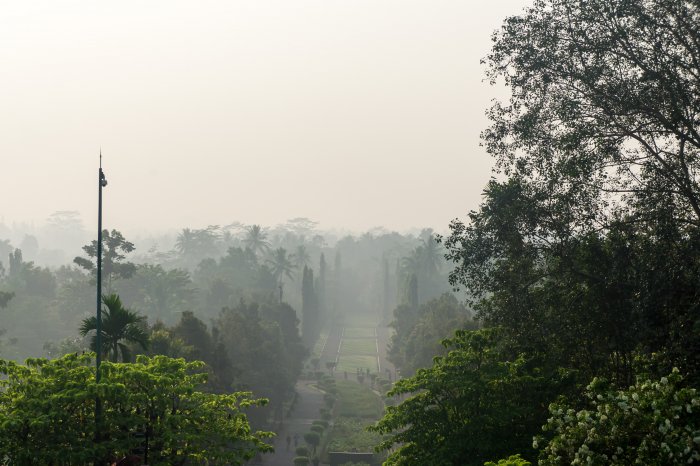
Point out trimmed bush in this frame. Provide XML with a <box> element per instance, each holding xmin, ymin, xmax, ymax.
<box><xmin>304</xmin><ymin>431</ymin><xmax>321</xmax><ymax>451</ymax></box>
<box><xmin>310</xmin><ymin>425</ymin><xmax>324</xmax><ymax>435</ymax></box>
<box><xmin>321</xmin><ymin>411</ymin><xmax>332</xmax><ymax>421</ymax></box>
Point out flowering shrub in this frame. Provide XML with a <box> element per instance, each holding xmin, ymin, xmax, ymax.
<box><xmin>538</xmin><ymin>368</ymin><xmax>700</xmax><ymax>465</ymax></box>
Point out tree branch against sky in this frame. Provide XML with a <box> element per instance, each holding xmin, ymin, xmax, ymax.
<box><xmin>484</xmin><ymin>0</ymin><xmax>700</xmax><ymax>229</ymax></box>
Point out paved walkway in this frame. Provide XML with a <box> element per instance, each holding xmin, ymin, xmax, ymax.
<box><xmin>259</xmin><ymin>380</ymin><xmax>324</xmax><ymax>466</ymax></box>
<box><xmin>256</xmin><ymin>318</ymin><xmax>395</xmax><ymax>466</ymax></box>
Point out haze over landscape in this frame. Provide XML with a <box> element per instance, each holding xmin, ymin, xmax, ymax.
<box><xmin>1</xmin><ymin>0</ymin><xmax>527</xmax><ymax>235</ymax></box>
<box><xmin>2</xmin><ymin>1</ymin><xmax>700</xmax><ymax>465</ymax></box>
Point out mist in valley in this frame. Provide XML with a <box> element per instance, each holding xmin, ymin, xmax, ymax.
<box><xmin>2</xmin><ymin>1</ymin><xmax>700</xmax><ymax>465</ymax></box>
<box><xmin>0</xmin><ymin>217</ymin><xmax>453</xmax><ymax>364</ymax></box>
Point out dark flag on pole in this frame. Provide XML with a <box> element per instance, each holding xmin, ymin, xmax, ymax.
<box><xmin>95</xmin><ymin>149</ymin><xmax>108</xmax><ymax>450</ymax></box>
<box><xmin>100</xmin><ymin>150</ymin><xmax>107</xmax><ymax>187</ymax></box>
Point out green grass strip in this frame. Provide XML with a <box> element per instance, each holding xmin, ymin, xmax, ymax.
<box><xmin>340</xmin><ymin>338</ymin><xmax>377</xmax><ymax>355</ymax></box>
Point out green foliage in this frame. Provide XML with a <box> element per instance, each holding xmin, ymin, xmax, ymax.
<box><xmin>243</xmin><ymin>224</ymin><xmax>271</xmax><ymax>257</ymax></box>
<box><xmin>326</xmin><ymin>417</ymin><xmax>386</xmax><ymax>455</ymax></box>
<box><xmin>0</xmin><ymin>353</ymin><xmax>272</xmax><ymax>465</ymax></box>
<box><xmin>193</xmin><ymin>246</ymin><xmax>276</xmax><ymax>312</ymax></box>
<box><xmin>294</xmin><ymin>456</ymin><xmax>311</xmax><ymax>466</ymax></box>
<box><xmin>484</xmin><ymin>455</ymin><xmax>531</xmax><ymax>466</ymax></box>
<box><xmin>324</xmin><ymin>392</ymin><xmax>336</xmax><ymax>409</ymax></box>
<box><xmin>398</xmin><ymin>232</ymin><xmax>446</xmax><ymax>305</ymax></box>
<box><xmin>304</xmin><ymin>431</ymin><xmax>321</xmax><ymax>449</ymax></box>
<box><xmin>538</xmin><ymin>369</ymin><xmax>700</xmax><ymax>465</ymax></box>
<box><xmin>296</xmin><ymin>446</ymin><xmax>310</xmax><ymax>456</ymax></box>
<box><xmin>310</xmin><ymin>424</ymin><xmax>324</xmax><ymax>434</ymax></box>
<box><xmin>293</xmin><ymin>244</ymin><xmax>311</xmax><ymax>269</ymax></box>
<box><xmin>215</xmin><ymin>299</ymin><xmax>306</xmax><ymax>403</ymax></box>
<box><xmin>302</xmin><ymin>265</ymin><xmax>320</xmax><ymax>347</ymax></box>
<box><xmin>335</xmin><ymin>379</ymin><xmax>383</xmax><ymax>419</ymax></box>
<box><xmin>0</xmin><ymin>290</ymin><xmax>13</xmax><ymax>308</ymax></box>
<box><xmin>441</xmin><ymin>0</ymin><xmax>700</xmax><ymax>388</ymax></box>
<box><xmin>175</xmin><ymin>227</ymin><xmax>220</xmax><ymax>268</ymax></box>
<box><xmin>389</xmin><ymin>292</ymin><xmax>475</xmax><ymax>375</ymax></box>
<box><xmin>371</xmin><ymin>328</ymin><xmax>559</xmax><ymax>466</ymax></box>
<box><xmin>484</xmin><ymin>0</ymin><xmax>700</xmax><ymax>231</ymax></box>
<box><xmin>123</xmin><ymin>264</ymin><xmax>195</xmax><ymax>323</ymax></box>
<box><xmin>267</xmin><ymin>247</ymin><xmax>295</xmax><ymax>284</ymax></box>
<box><xmin>74</xmin><ymin>229</ymin><xmax>136</xmax><ymax>290</ymax></box>
<box><xmin>171</xmin><ymin>310</ymin><xmax>215</xmax><ymax>360</ymax></box>
<box><xmin>446</xmin><ymin>175</ymin><xmax>700</xmax><ymax>385</ymax></box>
<box><xmin>79</xmin><ymin>293</ymin><xmax>149</xmax><ymax>362</ymax></box>
<box><xmin>5</xmin><ymin>248</ymin><xmax>56</xmax><ymax>298</ymax></box>
<box><xmin>142</xmin><ymin>326</ymin><xmax>194</xmax><ymax>359</ymax></box>
<box><xmin>320</xmin><ymin>407</ymin><xmax>332</xmax><ymax>421</ymax></box>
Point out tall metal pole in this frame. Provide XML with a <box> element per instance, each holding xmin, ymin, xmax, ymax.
<box><xmin>95</xmin><ymin>151</ymin><xmax>107</xmax><ymax>456</ymax></box>
<box><xmin>96</xmin><ymin>154</ymin><xmax>104</xmax><ymax>382</ymax></box>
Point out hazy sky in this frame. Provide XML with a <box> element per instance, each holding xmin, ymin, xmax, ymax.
<box><xmin>1</xmin><ymin>1</ymin><xmax>529</xmax><ymax>235</ymax></box>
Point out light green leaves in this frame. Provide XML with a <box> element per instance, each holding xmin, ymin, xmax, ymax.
<box><xmin>0</xmin><ymin>353</ymin><xmax>273</xmax><ymax>465</ymax></box>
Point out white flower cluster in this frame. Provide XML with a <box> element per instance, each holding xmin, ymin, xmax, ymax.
<box><xmin>537</xmin><ymin>369</ymin><xmax>700</xmax><ymax>465</ymax></box>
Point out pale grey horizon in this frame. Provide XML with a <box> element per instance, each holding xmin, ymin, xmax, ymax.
<box><xmin>0</xmin><ymin>1</ymin><xmax>529</xmax><ymax>236</ymax></box>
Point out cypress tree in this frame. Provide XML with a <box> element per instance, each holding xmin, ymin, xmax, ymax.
<box><xmin>301</xmin><ymin>266</ymin><xmax>318</xmax><ymax>347</ymax></box>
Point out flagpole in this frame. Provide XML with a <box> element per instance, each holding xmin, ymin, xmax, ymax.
<box><xmin>95</xmin><ymin>150</ymin><xmax>107</xmax><ymax>457</ymax></box>
<box><xmin>97</xmin><ymin>151</ymin><xmax>104</xmax><ymax>382</ymax></box>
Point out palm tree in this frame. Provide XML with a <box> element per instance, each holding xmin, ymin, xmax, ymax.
<box><xmin>175</xmin><ymin>228</ymin><xmax>197</xmax><ymax>256</ymax></box>
<box><xmin>267</xmin><ymin>248</ymin><xmax>295</xmax><ymax>284</ymax></box>
<box><xmin>401</xmin><ymin>236</ymin><xmax>442</xmax><ymax>278</ymax></box>
<box><xmin>243</xmin><ymin>225</ymin><xmax>271</xmax><ymax>256</ymax></box>
<box><xmin>400</xmin><ymin>251</ymin><xmax>420</xmax><ymax>278</ymax></box>
<box><xmin>292</xmin><ymin>244</ymin><xmax>311</xmax><ymax>269</ymax></box>
<box><xmin>80</xmin><ymin>294</ymin><xmax>149</xmax><ymax>362</ymax></box>
<box><xmin>419</xmin><ymin>235</ymin><xmax>442</xmax><ymax>276</ymax></box>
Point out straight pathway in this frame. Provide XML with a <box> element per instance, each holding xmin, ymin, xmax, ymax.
<box><xmin>256</xmin><ymin>318</ymin><xmax>395</xmax><ymax>465</ymax></box>
<box><xmin>258</xmin><ymin>380</ymin><xmax>325</xmax><ymax>466</ymax></box>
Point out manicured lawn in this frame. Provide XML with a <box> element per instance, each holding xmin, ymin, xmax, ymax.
<box><xmin>325</xmin><ymin>417</ymin><xmax>386</xmax><ymax>458</ymax></box>
<box><xmin>343</xmin><ymin>327</ymin><xmax>376</xmax><ymax>338</ymax></box>
<box><xmin>339</xmin><ymin>313</ymin><xmax>379</xmax><ymax>328</ymax></box>
<box><xmin>334</xmin><ymin>380</ymin><xmax>383</xmax><ymax>419</ymax></box>
<box><xmin>340</xmin><ymin>338</ymin><xmax>377</xmax><ymax>355</ymax></box>
<box><xmin>336</xmin><ymin>354</ymin><xmax>378</xmax><ymax>373</ymax></box>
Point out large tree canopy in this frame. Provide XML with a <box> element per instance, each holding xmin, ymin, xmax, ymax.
<box><xmin>484</xmin><ymin>0</ymin><xmax>700</xmax><ymax>229</ymax></box>
<box><xmin>371</xmin><ymin>329</ymin><xmax>563</xmax><ymax>466</ymax></box>
<box><xmin>0</xmin><ymin>353</ymin><xmax>272</xmax><ymax>466</ymax></box>
<box><xmin>445</xmin><ymin>0</ymin><xmax>700</xmax><ymax>384</ymax></box>
<box><xmin>384</xmin><ymin>1</ymin><xmax>700</xmax><ymax>464</ymax></box>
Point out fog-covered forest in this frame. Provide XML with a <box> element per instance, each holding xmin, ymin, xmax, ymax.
<box><xmin>0</xmin><ymin>219</ymin><xmax>449</xmax><ymax>362</ymax></box>
<box><xmin>2</xmin><ymin>1</ymin><xmax>700</xmax><ymax>465</ymax></box>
